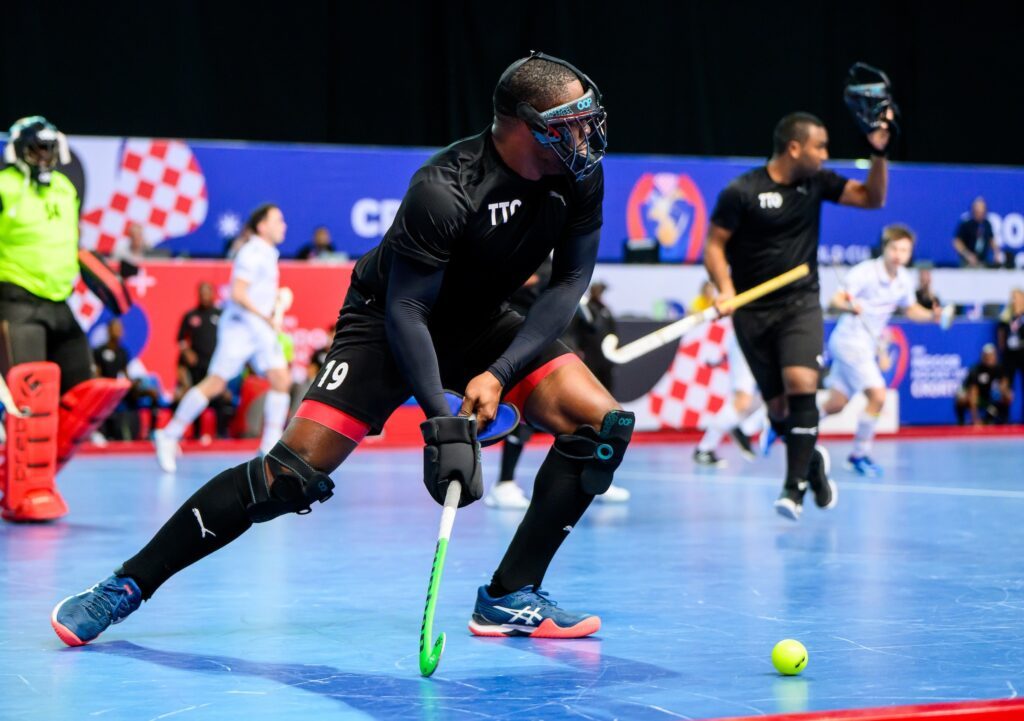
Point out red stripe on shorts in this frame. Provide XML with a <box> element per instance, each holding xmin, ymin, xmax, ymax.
<box><xmin>295</xmin><ymin>400</ymin><xmax>370</xmax><ymax>444</ymax></box>
<box><xmin>503</xmin><ymin>353</ymin><xmax>580</xmax><ymax>413</ymax></box>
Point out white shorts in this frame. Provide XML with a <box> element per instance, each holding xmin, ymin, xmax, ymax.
<box><xmin>825</xmin><ymin>333</ymin><xmax>885</xmax><ymax>398</ymax></box>
<box><xmin>207</xmin><ymin>311</ymin><xmax>286</xmax><ymax>380</ymax></box>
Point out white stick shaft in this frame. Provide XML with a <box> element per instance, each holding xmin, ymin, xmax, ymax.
<box><xmin>0</xmin><ymin>373</ymin><xmax>25</xmax><ymax>418</ymax></box>
<box><xmin>437</xmin><ymin>480</ymin><xmax>461</xmax><ymax>541</ymax></box>
<box><xmin>602</xmin><ymin>263</ymin><xmax>810</xmax><ymax>364</ymax></box>
<box><xmin>602</xmin><ymin>307</ymin><xmax>717</xmax><ymax>364</ymax></box>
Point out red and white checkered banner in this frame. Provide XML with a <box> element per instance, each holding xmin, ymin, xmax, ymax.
<box><xmin>646</xmin><ymin>318</ymin><xmax>733</xmax><ymax>429</ymax></box>
<box><xmin>79</xmin><ymin>139</ymin><xmax>208</xmax><ymax>256</ymax></box>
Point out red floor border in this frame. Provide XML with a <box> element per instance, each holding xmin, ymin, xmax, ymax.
<box><xmin>717</xmin><ymin>697</ymin><xmax>1024</xmax><ymax>720</ymax></box>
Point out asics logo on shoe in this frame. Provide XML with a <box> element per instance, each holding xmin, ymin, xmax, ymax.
<box><xmin>495</xmin><ymin>605</ymin><xmax>544</xmax><ymax>625</ymax></box>
<box><xmin>192</xmin><ymin>508</ymin><xmax>217</xmax><ymax>539</ymax></box>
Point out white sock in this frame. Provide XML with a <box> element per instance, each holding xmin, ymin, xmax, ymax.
<box><xmin>698</xmin><ymin>403</ymin><xmax>740</xmax><ymax>452</ymax></box>
<box><xmin>260</xmin><ymin>390</ymin><xmax>290</xmax><ymax>453</ymax></box>
<box><xmin>851</xmin><ymin>412</ymin><xmax>879</xmax><ymax>458</ymax></box>
<box><xmin>740</xmin><ymin>404</ymin><xmax>767</xmax><ymax>436</ymax></box>
<box><xmin>164</xmin><ymin>386</ymin><xmax>210</xmax><ymax>440</ymax></box>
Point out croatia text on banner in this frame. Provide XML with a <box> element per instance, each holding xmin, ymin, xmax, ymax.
<box><xmin>48</xmin><ymin>135</ymin><xmax>1024</xmax><ymax>267</ymax></box>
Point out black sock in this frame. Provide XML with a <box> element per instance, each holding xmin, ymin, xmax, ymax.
<box><xmin>498</xmin><ymin>425</ymin><xmax>532</xmax><ymax>482</ymax></box>
<box><xmin>118</xmin><ymin>462</ymin><xmax>254</xmax><ymax>599</ymax></box>
<box><xmin>770</xmin><ymin>415</ymin><xmax>790</xmax><ymax>438</ymax></box>
<box><xmin>784</xmin><ymin>393</ymin><xmax>818</xmax><ymax>488</ymax></box>
<box><xmin>488</xmin><ymin>442</ymin><xmax>594</xmax><ymax>597</ymax></box>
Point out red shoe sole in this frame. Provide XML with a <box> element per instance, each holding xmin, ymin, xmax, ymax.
<box><xmin>51</xmin><ymin>598</ymin><xmax>88</xmax><ymax>647</ymax></box>
<box><xmin>468</xmin><ymin>615</ymin><xmax>601</xmax><ymax>639</ymax></box>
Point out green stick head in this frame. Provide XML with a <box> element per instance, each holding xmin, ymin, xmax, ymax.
<box><xmin>419</xmin><ymin>632</ymin><xmax>446</xmax><ymax>676</ymax></box>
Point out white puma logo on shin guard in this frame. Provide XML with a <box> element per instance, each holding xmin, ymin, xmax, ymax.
<box><xmin>192</xmin><ymin>508</ymin><xmax>217</xmax><ymax>539</ymax></box>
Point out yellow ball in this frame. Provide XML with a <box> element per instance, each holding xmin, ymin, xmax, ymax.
<box><xmin>771</xmin><ymin>639</ymin><xmax>808</xmax><ymax>675</ymax></box>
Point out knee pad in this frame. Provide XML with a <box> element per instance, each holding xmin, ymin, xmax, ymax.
<box><xmin>242</xmin><ymin>441</ymin><xmax>335</xmax><ymax>523</ymax></box>
<box><xmin>553</xmin><ymin>410</ymin><xmax>635</xmax><ymax>495</ymax></box>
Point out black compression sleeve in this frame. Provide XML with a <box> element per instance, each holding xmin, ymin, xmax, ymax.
<box><xmin>487</xmin><ymin>228</ymin><xmax>600</xmax><ymax>386</ymax></box>
<box><xmin>385</xmin><ymin>254</ymin><xmax>450</xmax><ymax>418</ymax></box>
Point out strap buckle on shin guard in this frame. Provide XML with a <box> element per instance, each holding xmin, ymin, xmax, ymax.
<box><xmin>555</xmin><ymin>410</ymin><xmax>635</xmax><ymax>495</ymax></box>
<box><xmin>244</xmin><ymin>442</ymin><xmax>335</xmax><ymax>523</ymax></box>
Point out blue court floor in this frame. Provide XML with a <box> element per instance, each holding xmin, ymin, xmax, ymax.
<box><xmin>2</xmin><ymin>436</ymin><xmax>1024</xmax><ymax>720</ymax></box>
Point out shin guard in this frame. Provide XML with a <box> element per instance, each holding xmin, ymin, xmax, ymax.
<box><xmin>56</xmin><ymin>378</ymin><xmax>131</xmax><ymax>470</ymax></box>
<box><xmin>1</xmin><ymin>362</ymin><xmax>64</xmax><ymax>522</ymax></box>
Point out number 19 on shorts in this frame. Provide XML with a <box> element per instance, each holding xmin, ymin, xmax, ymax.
<box><xmin>316</xmin><ymin>360</ymin><xmax>349</xmax><ymax>391</ymax></box>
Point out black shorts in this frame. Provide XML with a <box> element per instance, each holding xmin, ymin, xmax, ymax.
<box><xmin>0</xmin><ymin>282</ymin><xmax>93</xmax><ymax>394</ymax></box>
<box><xmin>302</xmin><ymin>286</ymin><xmax>574</xmax><ymax>434</ymax></box>
<box><xmin>731</xmin><ymin>292</ymin><xmax>823</xmax><ymax>401</ymax></box>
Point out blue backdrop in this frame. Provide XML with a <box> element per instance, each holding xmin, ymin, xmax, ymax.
<box><xmin>160</xmin><ymin>140</ymin><xmax>1024</xmax><ymax>266</ymax></box>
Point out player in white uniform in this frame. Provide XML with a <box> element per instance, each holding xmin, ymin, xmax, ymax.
<box><xmin>154</xmin><ymin>204</ymin><xmax>292</xmax><ymax>472</ymax></box>
<box><xmin>694</xmin><ymin>318</ymin><xmax>767</xmax><ymax>467</ymax></box>
<box><xmin>821</xmin><ymin>224</ymin><xmax>941</xmax><ymax>475</ymax></box>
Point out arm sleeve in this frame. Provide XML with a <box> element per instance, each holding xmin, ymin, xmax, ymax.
<box><xmin>487</xmin><ymin>227</ymin><xmax>600</xmax><ymax>386</ymax></box>
<box><xmin>384</xmin><ymin>253</ymin><xmax>451</xmax><ymax>419</ymax></box>
<box><xmin>710</xmin><ymin>184</ymin><xmax>744</xmax><ymax>231</ymax></box>
<box><xmin>954</xmin><ymin>219</ymin><xmax>970</xmax><ymax>243</ymax></box>
<box><xmin>820</xmin><ymin>170</ymin><xmax>850</xmax><ymax>204</ymax></box>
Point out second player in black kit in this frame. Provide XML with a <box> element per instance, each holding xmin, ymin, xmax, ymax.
<box><xmin>52</xmin><ymin>52</ymin><xmax>635</xmax><ymax>646</ymax></box>
<box><xmin>705</xmin><ymin>105</ymin><xmax>894</xmax><ymax>521</ymax></box>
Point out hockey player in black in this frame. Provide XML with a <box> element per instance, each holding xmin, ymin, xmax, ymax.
<box><xmin>53</xmin><ymin>52</ymin><xmax>632</xmax><ymax>644</ymax></box>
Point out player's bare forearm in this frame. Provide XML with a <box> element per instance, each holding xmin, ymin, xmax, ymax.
<box><xmin>839</xmin><ymin>157</ymin><xmax>887</xmax><ymax>209</ymax></box>
<box><xmin>704</xmin><ymin>227</ymin><xmax>734</xmax><ymax>296</ymax></box>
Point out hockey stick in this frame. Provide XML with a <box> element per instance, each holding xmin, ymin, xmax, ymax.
<box><xmin>272</xmin><ymin>287</ymin><xmax>293</xmax><ymax>330</ymax></box>
<box><xmin>419</xmin><ymin>478</ymin><xmax>461</xmax><ymax>677</ymax></box>
<box><xmin>601</xmin><ymin>263</ymin><xmax>810</xmax><ymax>364</ymax></box>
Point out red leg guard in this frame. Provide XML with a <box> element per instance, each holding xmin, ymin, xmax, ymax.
<box><xmin>1</xmin><ymin>362</ymin><xmax>65</xmax><ymax>522</ymax></box>
<box><xmin>56</xmin><ymin>378</ymin><xmax>131</xmax><ymax>470</ymax></box>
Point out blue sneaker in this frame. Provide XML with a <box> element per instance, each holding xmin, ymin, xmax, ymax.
<box><xmin>51</xmin><ymin>575</ymin><xmax>142</xmax><ymax>646</ymax></box>
<box><xmin>759</xmin><ymin>426</ymin><xmax>779</xmax><ymax>457</ymax></box>
<box><xmin>468</xmin><ymin>585</ymin><xmax>600</xmax><ymax>638</ymax></box>
<box><xmin>846</xmin><ymin>455</ymin><xmax>883</xmax><ymax>477</ymax></box>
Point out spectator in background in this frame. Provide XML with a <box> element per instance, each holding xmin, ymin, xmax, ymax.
<box><xmin>915</xmin><ymin>266</ymin><xmax>941</xmax><ymax>310</ymax></box>
<box><xmin>574</xmin><ymin>281</ymin><xmax>616</xmax><ymax>393</ymax></box>
<box><xmin>955</xmin><ymin>343</ymin><xmax>1012</xmax><ymax>425</ymax></box>
<box><xmin>953</xmin><ymin>197</ymin><xmax>1002</xmax><ymax>268</ymax></box>
<box><xmin>997</xmin><ymin>288</ymin><xmax>1024</xmax><ymax>422</ymax></box>
<box><xmin>176</xmin><ymin>281</ymin><xmax>233</xmax><ymax>439</ymax></box>
<box><xmin>94</xmin><ymin>318</ymin><xmax>160</xmax><ymax>440</ymax></box>
<box><xmin>689</xmin><ymin>279</ymin><xmax>717</xmax><ymax>314</ymax></box>
<box><xmin>296</xmin><ymin>226</ymin><xmax>338</xmax><ymax>260</ymax></box>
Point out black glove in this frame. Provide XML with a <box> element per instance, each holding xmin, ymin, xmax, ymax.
<box><xmin>420</xmin><ymin>416</ymin><xmax>483</xmax><ymax>508</ymax></box>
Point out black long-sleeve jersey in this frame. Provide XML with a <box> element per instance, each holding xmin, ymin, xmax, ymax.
<box><xmin>351</xmin><ymin>129</ymin><xmax>603</xmax><ymax>416</ymax></box>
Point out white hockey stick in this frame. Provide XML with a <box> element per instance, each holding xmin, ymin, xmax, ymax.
<box><xmin>601</xmin><ymin>264</ymin><xmax>810</xmax><ymax>364</ymax></box>
<box><xmin>0</xmin><ymin>373</ymin><xmax>26</xmax><ymax>418</ymax></box>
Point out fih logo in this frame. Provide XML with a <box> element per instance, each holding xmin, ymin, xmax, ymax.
<box><xmin>880</xmin><ymin>325</ymin><xmax>910</xmax><ymax>389</ymax></box>
<box><xmin>626</xmin><ymin>173</ymin><xmax>707</xmax><ymax>262</ymax></box>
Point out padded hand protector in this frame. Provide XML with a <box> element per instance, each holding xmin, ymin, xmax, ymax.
<box><xmin>421</xmin><ymin>416</ymin><xmax>483</xmax><ymax>508</ymax></box>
